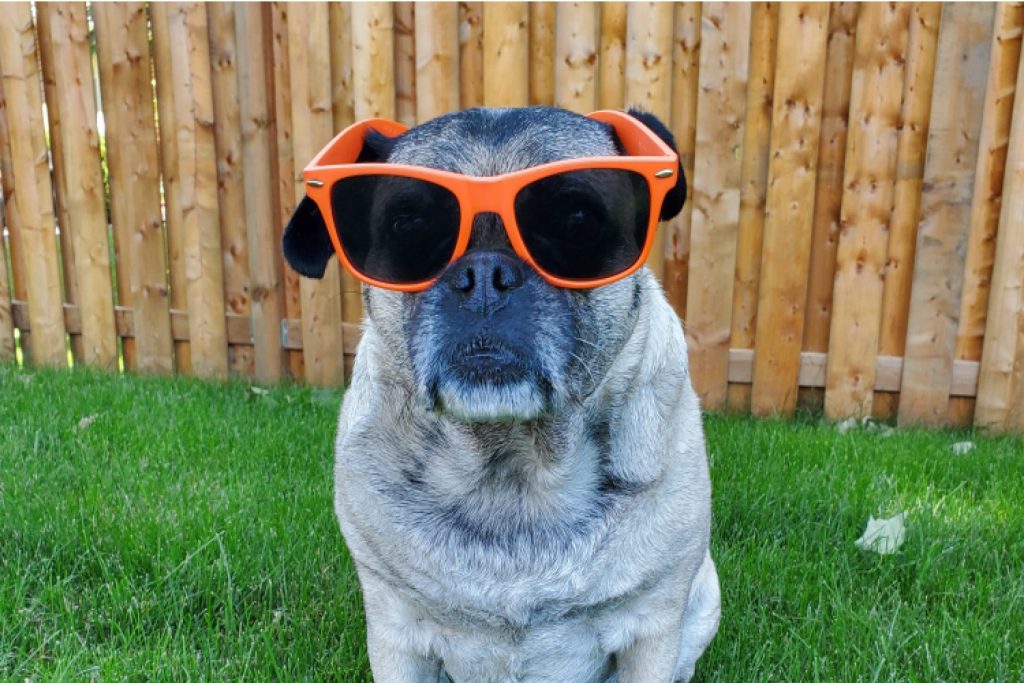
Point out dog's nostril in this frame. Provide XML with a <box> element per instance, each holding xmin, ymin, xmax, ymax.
<box><xmin>493</xmin><ymin>264</ymin><xmax>522</xmax><ymax>292</ymax></box>
<box><xmin>452</xmin><ymin>265</ymin><xmax>475</xmax><ymax>292</ymax></box>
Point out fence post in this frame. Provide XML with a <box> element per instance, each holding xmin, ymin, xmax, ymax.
<box><xmin>34</xmin><ymin>2</ymin><xmax>118</xmax><ymax>371</ymax></box>
<box><xmin>0</xmin><ymin>64</ymin><xmax>30</xmax><ymax>362</ymax></box>
<box><xmin>0</xmin><ymin>3</ymin><xmax>68</xmax><ymax>367</ymax></box>
<box><xmin>394</xmin><ymin>2</ymin><xmax>417</xmax><ymax>127</ymax></box>
<box><xmin>598</xmin><ymin>3</ymin><xmax>627</xmax><ymax>110</ymax></box>
<box><xmin>459</xmin><ymin>2</ymin><xmax>484</xmax><ymax>108</ymax></box>
<box><xmin>684</xmin><ymin>3</ymin><xmax>751</xmax><ymax>410</ymax></box>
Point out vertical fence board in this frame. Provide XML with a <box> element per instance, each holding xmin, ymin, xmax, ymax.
<box><xmin>0</xmin><ymin>68</ymin><xmax>30</xmax><ymax>361</ymax></box>
<box><xmin>727</xmin><ymin>2</ymin><xmax>779</xmax><ymax>412</ymax></box>
<box><xmin>684</xmin><ymin>3</ymin><xmax>751</xmax><ymax>409</ymax></box>
<box><xmin>874</xmin><ymin>1</ymin><xmax>943</xmax><ymax>419</ymax></box>
<box><xmin>94</xmin><ymin>2</ymin><xmax>174</xmax><ymax>374</ymax></box>
<box><xmin>168</xmin><ymin>2</ymin><xmax>230</xmax><ymax>379</ymax></box>
<box><xmin>208</xmin><ymin>3</ymin><xmax>253</xmax><ymax>379</ymax></box>
<box><xmin>394</xmin><ymin>2</ymin><xmax>417</xmax><ymax>127</ymax></box>
<box><xmin>529</xmin><ymin>3</ymin><xmax>556</xmax><ymax>106</ymax></box>
<box><xmin>34</xmin><ymin>6</ymin><xmax>81</xmax><ymax>363</ymax></box>
<box><xmin>555</xmin><ymin>3</ymin><xmax>598</xmax><ymax>114</ymax></box>
<box><xmin>950</xmin><ymin>2</ymin><xmax>1024</xmax><ymax>424</ymax></box>
<box><xmin>350</xmin><ymin>2</ymin><xmax>396</xmax><ymax>338</ymax></box>
<box><xmin>625</xmin><ymin>2</ymin><xmax>675</xmax><ymax>281</ymax></box>
<box><xmin>271</xmin><ymin>2</ymin><xmax>304</xmax><ymax>380</ymax></box>
<box><xmin>976</xmin><ymin>44</ymin><xmax>1024</xmax><ymax>430</ymax></box>
<box><xmin>824</xmin><ymin>3</ymin><xmax>912</xmax><ymax>421</ymax></box>
<box><xmin>236</xmin><ymin>2</ymin><xmax>284</xmax><ymax>385</ymax></box>
<box><xmin>749</xmin><ymin>2</ymin><xmax>830</xmax><ymax>417</ymax></box>
<box><xmin>483</xmin><ymin>3</ymin><xmax>529</xmax><ymax>107</ymax></box>
<box><xmin>330</xmin><ymin>3</ymin><xmax>356</xmax><ymax>130</ymax></box>
<box><xmin>0</xmin><ymin>3</ymin><xmax>67</xmax><ymax>367</ymax></box>
<box><xmin>897</xmin><ymin>4</ymin><xmax>995</xmax><ymax>426</ymax></box>
<box><xmin>36</xmin><ymin>2</ymin><xmax>117</xmax><ymax>370</ymax></box>
<box><xmin>459</xmin><ymin>2</ymin><xmax>484</xmax><ymax>108</ymax></box>
<box><xmin>151</xmin><ymin>3</ymin><xmax>191</xmax><ymax>374</ymax></box>
<box><xmin>415</xmin><ymin>2</ymin><xmax>460</xmax><ymax>121</ymax></box>
<box><xmin>0</xmin><ymin>73</ymin><xmax>15</xmax><ymax>360</ymax></box>
<box><xmin>598</xmin><ymin>3</ymin><xmax>627</xmax><ymax>110</ymax></box>
<box><xmin>802</xmin><ymin>2</ymin><xmax>858</xmax><ymax>362</ymax></box>
<box><xmin>331</xmin><ymin>3</ymin><xmax>361</xmax><ymax>369</ymax></box>
<box><xmin>289</xmin><ymin>2</ymin><xmax>344</xmax><ymax>387</ymax></box>
<box><xmin>663</xmin><ymin>3</ymin><xmax>702</xmax><ymax>318</ymax></box>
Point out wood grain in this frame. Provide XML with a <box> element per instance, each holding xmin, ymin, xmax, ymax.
<box><xmin>208</xmin><ymin>2</ymin><xmax>254</xmax><ymax>378</ymax></box>
<box><xmin>35</xmin><ymin>2</ymin><xmax>118</xmax><ymax>370</ymax></box>
<box><xmin>555</xmin><ymin>3</ymin><xmax>598</xmax><ymax>114</ymax></box>
<box><xmin>749</xmin><ymin>2</ymin><xmax>830</xmax><ymax>417</ymax></box>
<box><xmin>684</xmin><ymin>2</ymin><xmax>751</xmax><ymax>409</ymax></box>
<box><xmin>727</xmin><ymin>2</ymin><xmax>779</xmax><ymax>412</ymax></box>
<box><xmin>236</xmin><ymin>3</ymin><xmax>285</xmax><ymax>384</ymax></box>
<box><xmin>415</xmin><ymin>2</ymin><xmax>460</xmax><ymax>121</ymax></box>
<box><xmin>529</xmin><ymin>3</ymin><xmax>556</xmax><ymax>106</ymax></box>
<box><xmin>974</xmin><ymin>30</ymin><xmax>1024</xmax><ymax>430</ymax></box>
<box><xmin>597</xmin><ymin>3</ymin><xmax>627</xmax><ymax>110</ymax></box>
<box><xmin>897</xmin><ymin>3</ymin><xmax>995</xmax><ymax>426</ymax></box>
<box><xmin>950</xmin><ymin>3</ymin><xmax>1024</xmax><ymax>424</ymax></box>
<box><xmin>94</xmin><ymin>2</ymin><xmax>174</xmax><ymax>373</ymax></box>
<box><xmin>483</xmin><ymin>3</ymin><xmax>529</xmax><ymax>107</ymax></box>
<box><xmin>824</xmin><ymin>3</ymin><xmax>912</xmax><ymax>420</ymax></box>
<box><xmin>394</xmin><ymin>2</ymin><xmax>417</xmax><ymax>127</ymax></box>
<box><xmin>458</xmin><ymin>2</ymin><xmax>484</xmax><ymax>108</ymax></box>
<box><xmin>873</xmin><ymin>2</ymin><xmax>943</xmax><ymax>419</ymax></box>
<box><xmin>0</xmin><ymin>3</ymin><xmax>69</xmax><ymax>366</ymax></box>
<box><xmin>662</xmin><ymin>3</ymin><xmax>702</xmax><ymax>319</ymax></box>
<box><xmin>289</xmin><ymin>2</ymin><xmax>344</xmax><ymax>386</ymax></box>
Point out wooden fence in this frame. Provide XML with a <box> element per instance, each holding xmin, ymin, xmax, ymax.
<box><xmin>2</xmin><ymin>2</ymin><xmax>1024</xmax><ymax>433</ymax></box>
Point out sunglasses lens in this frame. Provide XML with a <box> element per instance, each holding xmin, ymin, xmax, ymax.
<box><xmin>330</xmin><ymin>175</ymin><xmax>461</xmax><ymax>285</ymax></box>
<box><xmin>513</xmin><ymin>169</ymin><xmax>651</xmax><ymax>283</ymax></box>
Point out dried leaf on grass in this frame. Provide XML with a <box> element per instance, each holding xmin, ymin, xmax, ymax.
<box><xmin>855</xmin><ymin>512</ymin><xmax>907</xmax><ymax>555</ymax></box>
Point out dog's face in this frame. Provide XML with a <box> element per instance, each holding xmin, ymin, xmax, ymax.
<box><xmin>283</xmin><ymin>107</ymin><xmax>685</xmax><ymax>423</ymax></box>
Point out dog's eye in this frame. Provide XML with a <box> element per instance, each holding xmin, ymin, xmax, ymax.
<box><xmin>390</xmin><ymin>213</ymin><xmax>427</xmax><ymax>233</ymax></box>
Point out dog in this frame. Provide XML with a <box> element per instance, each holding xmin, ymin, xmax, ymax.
<box><xmin>282</xmin><ymin>106</ymin><xmax>720</xmax><ymax>682</ymax></box>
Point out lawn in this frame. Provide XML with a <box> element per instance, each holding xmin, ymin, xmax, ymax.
<box><xmin>1</xmin><ymin>363</ymin><xmax>1022</xmax><ymax>682</ymax></box>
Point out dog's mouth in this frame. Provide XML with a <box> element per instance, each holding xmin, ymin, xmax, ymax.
<box><xmin>427</xmin><ymin>337</ymin><xmax>551</xmax><ymax>422</ymax></box>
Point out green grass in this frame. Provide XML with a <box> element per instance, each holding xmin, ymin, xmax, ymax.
<box><xmin>1</xmin><ymin>364</ymin><xmax>1022</xmax><ymax>682</ymax></box>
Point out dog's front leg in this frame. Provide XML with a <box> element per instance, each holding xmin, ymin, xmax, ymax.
<box><xmin>614</xmin><ymin>621</ymin><xmax>683</xmax><ymax>683</ymax></box>
<box><xmin>361</xmin><ymin>575</ymin><xmax>442</xmax><ymax>682</ymax></box>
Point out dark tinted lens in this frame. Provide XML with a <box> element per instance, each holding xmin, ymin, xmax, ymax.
<box><xmin>330</xmin><ymin>175</ymin><xmax>461</xmax><ymax>284</ymax></box>
<box><xmin>513</xmin><ymin>169</ymin><xmax>651</xmax><ymax>282</ymax></box>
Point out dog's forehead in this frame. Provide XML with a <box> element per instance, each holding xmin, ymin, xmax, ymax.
<box><xmin>387</xmin><ymin>107</ymin><xmax>619</xmax><ymax>176</ymax></box>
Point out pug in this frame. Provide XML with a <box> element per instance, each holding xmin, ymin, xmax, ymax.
<box><xmin>282</xmin><ymin>106</ymin><xmax>719</xmax><ymax>683</ymax></box>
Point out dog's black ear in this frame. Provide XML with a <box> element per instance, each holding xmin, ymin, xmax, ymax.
<box><xmin>625</xmin><ymin>108</ymin><xmax>687</xmax><ymax>221</ymax></box>
<box><xmin>282</xmin><ymin>129</ymin><xmax>397</xmax><ymax>278</ymax></box>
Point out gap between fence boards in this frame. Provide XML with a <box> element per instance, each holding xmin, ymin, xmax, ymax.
<box><xmin>9</xmin><ymin>300</ymin><xmax>980</xmax><ymax>397</ymax></box>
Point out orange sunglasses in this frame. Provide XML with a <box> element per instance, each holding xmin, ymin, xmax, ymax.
<box><xmin>302</xmin><ymin>109</ymin><xmax>679</xmax><ymax>292</ymax></box>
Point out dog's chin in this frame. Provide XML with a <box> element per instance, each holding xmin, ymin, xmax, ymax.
<box><xmin>433</xmin><ymin>377</ymin><xmax>548</xmax><ymax>423</ymax></box>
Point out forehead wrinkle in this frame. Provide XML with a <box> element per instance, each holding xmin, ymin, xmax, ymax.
<box><xmin>387</xmin><ymin>107</ymin><xmax>619</xmax><ymax>177</ymax></box>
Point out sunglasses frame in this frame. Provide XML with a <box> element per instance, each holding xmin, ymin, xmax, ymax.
<box><xmin>302</xmin><ymin>110</ymin><xmax>679</xmax><ymax>292</ymax></box>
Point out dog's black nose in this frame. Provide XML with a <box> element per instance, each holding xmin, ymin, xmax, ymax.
<box><xmin>444</xmin><ymin>251</ymin><xmax>524</xmax><ymax>314</ymax></box>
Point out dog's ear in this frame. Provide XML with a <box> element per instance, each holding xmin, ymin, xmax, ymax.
<box><xmin>624</xmin><ymin>108</ymin><xmax>687</xmax><ymax>221</ymax></box>
<box><xmin>282</xmin><ymin>129</ymin><xmax>397</xmax><ymax>278</ymax></box>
